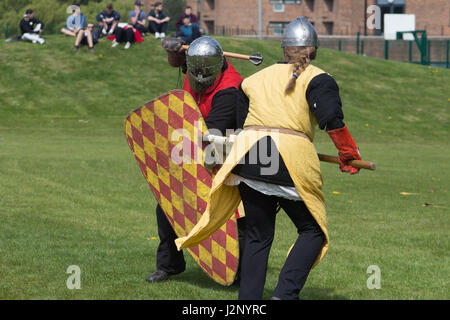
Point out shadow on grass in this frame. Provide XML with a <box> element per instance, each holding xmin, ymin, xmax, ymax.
<box><xmin>170</xmin><ymin>268</ymin><xmax>347</xmax><ymax>300</ymax></box>
<box><xmin>169</xmin><ymin>268</ymin><xmax>240</xmax><ymax>294</ymax></box>
<box><xmin>297</xmin><ymin>287</ymin><xmax>348</xmax><ymax>300</ymax></box>
<box><xmin>261</xmin><ymin>287</ymin><xmax>348</xmax><ymax>300</ymax></box>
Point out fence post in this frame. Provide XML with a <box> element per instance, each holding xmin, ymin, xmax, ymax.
<box><xmin>427</xmin><ymin>40</ymin><xmax>431</xmax><ymax>65</ymax></box>
<box><xmin>446</xmin><ymin>40</ymin><xmax>449</xmax><ymax>69</ymax></box>
<box><xmin>419</xmin><ymin>31</ymin><xmax>428</xmax><ymax>65</ymax></box>
<box><xmin>356</xmin><ymin>32</ymin><xmax>360</xmax><ymax>55</ymax></box>
<box><xmin>361</xmin><ymin>40</ymin><xmax>365</xmax><ymax>56</ymax></box>
<box><xmin>408</xmin><ymin>41</ymin><xmax>412</xmax><ymax>63</ymax></box>
<box><xmin>385</xmin><ymin>40</ymin><xmax>389</xmax><ymax>60</ymax></box>
<box><xmin>338</xmin><ymin>39</ymin><xmax>342</xmax><ymax>51</ymax></box>
<box><xmin>5</xmin><ymin>22</ymin><xmax>8</xmax><ymax>39</ymax></box>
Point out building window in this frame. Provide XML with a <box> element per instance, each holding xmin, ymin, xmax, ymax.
<box><xmin>206</xmin><ymin>0</ymin><xmax>215</xmax><ymax>10</ymax></box>
<box><xmin>324</xmin><ymin>0</ymin><xmax>334</xmax><ymax>12</ymax></box>
<box><xmin>270</xmin><ymin>0</ymin><xmax>302</xmax><ymax>4</ymax></box>
<box><xmin>376</xmin><ymin>0</ymin><xmax>406</xmax><ymax>35</ymax></box>
<box><xmin>273</xmin><ymin>4</ymin><xmax>285</xmax><ymax>12</ymax></box>
<box><xmin>323</xmin><ymin>21</ymin><xmax>334</xmax><ymax>35</ymax></box>
<box><xmin>305</xmin><ymin>0</ymin><xmax>315</xmax><ymax>11</ymax></box>
<box><xmin>204</xmin><ymin>20</ymin><xmax>215</xmax><ymax>34</ymax></box>
<box><xmin>269</xmin><ymin>22</ymin><xmax>290</xmax><ymax>36</ymax></box>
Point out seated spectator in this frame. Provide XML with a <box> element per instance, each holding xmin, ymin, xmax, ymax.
<box><xmin>20</xmin><ymin>9</ymin><xmax>45</xmax><ymax>44</ymax></box>
<box><xmin>175</xmin><ymin>6</ymin><xmax>198</xmax><ymax>33</ymax></box>
<box><xmin>177</xmin><ymin>16</ymin><xmax>204</xmax><ymax>44</ymax></box>
<box><xmin>110</xmin><ymin>24</ymin><xmax>143</xmax><ymax>50</ymax></box>
<box><xmin>73</xmin><ymin>23</ymin><xmax>100</xmax><ymax>53</ymax></box>
<box><xmin>148</xmin><ymin>2</ymin><xmax>170</xmax><ymax>39</ymax></box>
<box><xmin>61</xmin><ymin>3</ymin><xmax>86</xmax><ymax>37</ymax></box>
<box><xmin>129</xmin><ymin>0</ymin><xmax>147</xmax><ymax>36</ymax></box>
<box><xmin>96</xmin><ymin>3</ymin><xmax>120</xmax><ymax>36</ymax></box>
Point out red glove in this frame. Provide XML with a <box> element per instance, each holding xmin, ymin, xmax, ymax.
<box><xmin>327</xmin><ymin>124</ymin><xmax>361</xmax><ymax>175</ymax></box>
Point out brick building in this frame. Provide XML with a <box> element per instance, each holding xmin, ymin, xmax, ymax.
<box><xmin>180</xmin><ymin>0</ymin><xmax>450</xmax><ymax>37</ymax></box>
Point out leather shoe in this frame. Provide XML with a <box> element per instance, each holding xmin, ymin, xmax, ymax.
<box><xmin>145</xmin><ymin>270</ymin><xmax>171</xmax><ymax>283</ymax></box>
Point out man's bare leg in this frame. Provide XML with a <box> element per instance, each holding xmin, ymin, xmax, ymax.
<box><xmin>61</xmin><ymin>28</ymin><xmax>76</xmax><ymax>37</ymax></box>
<box><xmin>86</xmin><ymin>30</ymin><xmax>94</xmax><ymax>52</ymax></box>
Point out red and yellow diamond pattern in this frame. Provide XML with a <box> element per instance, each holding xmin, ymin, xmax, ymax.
<box><xmin>125</xmin><ymin>90</ymin><xmax>239</xmax><ymax>286</ymax></box>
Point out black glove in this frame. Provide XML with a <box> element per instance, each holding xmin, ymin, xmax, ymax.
<box><xmin>161</xmin><ymin>37</ymin><xmax>184</xmax><ymax>53</ymax></box>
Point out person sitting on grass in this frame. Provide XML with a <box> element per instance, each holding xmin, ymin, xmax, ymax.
<box><xmin>61</xmin><ymin>3</ymin><xmax>86</xmax><ymax>37</ymax></box>
<box><xmin>129</xmin><ymin>1</ymin><xmax>147</xmax><ymax>36</ymax></box>
<box><xmin>175</xmin><ymin>6</ymin><xmax>198</xmax><ymax>33</ymax></box>
<box><xmin>177</xmin><ymin>16</ymin><xmax>204</xmax><ymax>44</ymax></box>
<box><xmin>147</xmin><ymin>2</ymin><xmax>170</xmax><ymax>39</ymax></box>
<box><xmin>20</xmin><ymin>9</ymin><xmax>45</xmax><ymax>44</ymax></box>
<box><xmin>73</xmin><ymin>24</ymin><xmax>100</xmax><ymax>53</ymax></box>
<box><xmin>110</xmin><ymin>23</ymin><xmax>143</xmax><ymax>50</ymax></box>
<box><xmin>96</xmin><ymin>3</ymin><xmax>120</xmax><ymax>36</ymax></box>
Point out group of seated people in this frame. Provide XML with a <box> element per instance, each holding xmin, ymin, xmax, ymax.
<box><xmin>60</xmin><ymin>1</ymin><xmax>160</xmax><ymax>51</ymax></box>
<box><xmin>18</xmin><ymin>1</ymin><xmax>205</xmax><ymax>51</ymax></box>
<box><xmin>61</xmin><ymin>1</ymin><xmax>204</xmax><ymax>51</ymax></box>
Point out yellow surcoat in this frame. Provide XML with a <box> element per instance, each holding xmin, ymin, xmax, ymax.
<box><xmin>175</xmin><ymin>63</ymin><xmax>330</xmax><ymax>268</ymax></box>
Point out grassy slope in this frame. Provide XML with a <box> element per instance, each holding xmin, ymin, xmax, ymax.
<box><xmin>0</xmin><ymin>35</ymin><xmax>449</xmax><ymax>299</ymax></box>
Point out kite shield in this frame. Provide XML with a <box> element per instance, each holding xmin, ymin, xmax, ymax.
<box><xmin>124</xmin><ymin>89</ymin><xmax>239</xmax><ymax>286</ymax></box>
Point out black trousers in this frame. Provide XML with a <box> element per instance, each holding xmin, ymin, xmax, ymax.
<box><xmin>155</xmin><ymin>204</ymin><xmax>186</xmax><ymax>274</ymax></box>
<box><xmin>148</xmin><ymin>21</ymin><xmax>168</xmax><ymax>34</ymax></box>
<box><xmin>238</xmin><ymin>182</ymin><xmax>325</xmax><ymax>300</ymax></box>
<box><xmin>155</xmin><ymin>204</ymin><xmax>247</xmax><ymax>279</ymax></box>
<box><xmin>133</xmin><ymin>23</ymin><xmax>146</xmax><ymax>35</ymax></box>
<box><xmin>114</xmin><ymin>27</ymin><xmax>135</xmax><ymax>43</ymax></box>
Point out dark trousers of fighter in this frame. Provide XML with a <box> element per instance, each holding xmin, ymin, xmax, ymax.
<box><xmin>237</xmin><ymin>183</ymin><xmax>324</xmax><ymax>300</ymax></box>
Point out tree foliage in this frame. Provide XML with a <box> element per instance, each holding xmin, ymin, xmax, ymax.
<box><xmin>163</xmin><ymin>0</ymin><xmax>187</xmax><ymax>32</ymax></box>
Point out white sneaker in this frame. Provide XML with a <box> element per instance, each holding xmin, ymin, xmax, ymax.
<box><xmin>155</xmin><ymin>32</ymin><xmax>160</xmax><ymax>39</ymax></box>
<box><xmin>124</xmin><ymin>42</ymin><xmax>131</xmax><ymax>49</ymax></box>
<box><xmin>112</xmin><ymin>40</ymin><xmax>119</xmax><ymax>48</ymax></box>
<box><xmin>39</xmin><ymin>38</ymin><xmax>45</xmax><ymax>44</ymax></box>
<box><xmin>160</xmin><ymin>32</ymin><xmax>166</xmax><ymax>38</ymax></box>
<box><xmin>102</xmin><ymin>29</ymin><xmax>107</xmax><ymax>35</ymax></box>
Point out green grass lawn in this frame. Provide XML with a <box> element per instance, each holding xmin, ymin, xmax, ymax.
<box><xmin>0</xmin><ymin>34</ymin><xmax>449</xmax><ymax>300</ymax></box>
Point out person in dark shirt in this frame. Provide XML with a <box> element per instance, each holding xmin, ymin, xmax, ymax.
<box><xmin>147</xmin><ymin>1</ymin><xmax>170</xmax><ymax>39</ymax></box>
<box><xmin>96</xmin><ymin>3</ymin><xmax>120</xmax><ymax>36</ymax></box>
<box><xmin>144</xmin><ymin>36</ymin><xmax>246</xmax><ymax>284</ymax></box>
<box><xmin>175</xmin><ymin>6</ymin><xmax>198</xmax><ymax>33</ymax></box>
<box><xmin>176</xmin><ymin>16</ymin><xmax>204</xmax><ymax>44</ymax></box>
<box><xmin>20</xmin><ymin>9</ymin><xmax>45</xmax><ymax>44</ymax></box>
<box><xmin>73</xmin><ymin>23</ymin><xmax>100</xmax><ymax>53</ymax></box>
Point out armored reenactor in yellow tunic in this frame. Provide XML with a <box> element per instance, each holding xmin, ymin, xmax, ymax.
<box><xmin>175</xmin><ymin>16</ymin><xmax>362</xmax><ymax>299</ymax></box>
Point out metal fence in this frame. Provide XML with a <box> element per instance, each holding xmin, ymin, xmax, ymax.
<box><xmin>210</xmin><ymin>25</ymin><xmax>450</xmax><ymax>69</ymax></box>
<box><xmin>318</xmin><ymin>35</ymin><xmax>450</xmax><ymax>68</ymax></box>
